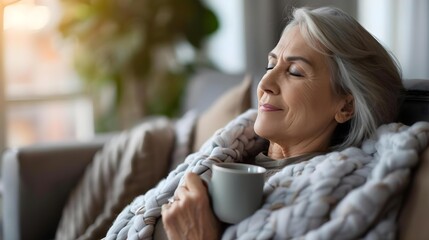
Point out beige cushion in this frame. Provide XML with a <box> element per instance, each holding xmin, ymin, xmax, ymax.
<box><xmin>192</xmin><ymin>75</ymin><xmax>253</xmax><ymax>152</ymax></box>
<box><xmin>55</xmin><ymin>117</ymin><xmax>175</xmax><ymax>240</ymax></box>
<box><xmin>398</xmin><ymin>145</ymin><xmax>429</xmax><ymax>240</ymax></box>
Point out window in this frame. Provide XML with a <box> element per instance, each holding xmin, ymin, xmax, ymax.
<box><xmin>358</xmin><ymin>0</ymin><xmax>429</xmax><ymax>79</ymax></box>
<box><xmin>204</xmin><ymin>0</ymin><xmax>245</xmax><ymax>74</ymax></box>
<box><xmin>1</xmin><ymin>0</ymin><xmax>94</xmax><ymax>151</ymax></box>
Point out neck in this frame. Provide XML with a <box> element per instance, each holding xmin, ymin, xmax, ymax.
<box><xmin>267</xmin><ymin>141</ymin><xmax>328</xmax><ymax>160</ymax></box>
<box><xmin>267</xmin><ymin>124</ymin><xmax>335</xmax><ymax>160</ymax></box>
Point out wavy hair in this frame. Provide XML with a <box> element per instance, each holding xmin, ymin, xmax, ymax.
<box><xmin>285</xmin><ymin>7</ymin><xmax>404</xmax><ymax>150</ymax></box>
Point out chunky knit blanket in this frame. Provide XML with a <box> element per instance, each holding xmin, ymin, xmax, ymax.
<box><xmin>105</xmin><ymin>109</ymin><xmax>429</xmax><ymax>240</ymax></box>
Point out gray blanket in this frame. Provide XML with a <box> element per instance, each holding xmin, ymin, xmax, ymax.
<box><xmin>105</xmin><ymin>109</ymin><xmax>429</xmax><ymax>239</ymax></box>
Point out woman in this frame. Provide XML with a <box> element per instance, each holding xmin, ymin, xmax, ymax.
<box><xmin>105</xmin><ymin>6</ymin><xmax>410</xmax><ymax>240</ymax></box>
<box><xmin>160</xmin><ymin>6</ymin><xmax>403</xmax><ymax>240</ymax></box>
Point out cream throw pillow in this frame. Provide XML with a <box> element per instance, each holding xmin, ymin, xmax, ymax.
<box><xmin>192</xmin><ymin>74</ymin><xmax>252</xmax><ymax>152</ymax></box>
<box><xmin>55</xmin><ymin>117</ymin><xmax>175</xmax><ymax>240</ymax></box>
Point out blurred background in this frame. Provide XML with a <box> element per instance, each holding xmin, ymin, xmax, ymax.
<box><xmin>0</xmin><ymin>0</ymin><xmax>427</xmax><ymax>154</ymax></box>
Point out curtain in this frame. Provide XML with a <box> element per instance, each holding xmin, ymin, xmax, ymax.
<box><xmin>397</xmin><ymin>0</ymin><xmax>429</xmax><ymax>79</ymax></box>
<box><xmin>359</xmin><ymin>0</ymin><xmax>429</xmax><ymax>80</ymax></box>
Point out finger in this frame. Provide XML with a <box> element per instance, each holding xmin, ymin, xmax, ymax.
<box><xmin>175</xmin><ymin>185</ymin><xmax>189</xmax><ymax>201</ymax></box>
<box><xmin>173</xmin><ymin>172</ymin><xmax>209</xmax><ymax>205</ymax></box>
<box><xmin>185</xmin><ymin>172</ymin><xmax>206</xmax><ymax>193</ymax></box>
<box><xmin>164</xmin><ymin>227</ymin><xmax>181</xmax><ymax>240</ymax></box>
<box><xmin>161</xmin><ymin>203</ymin><xmax>171</xmax><ymax>214</ymax></box>
<box><xmin>162</xmin><ymin>211</ymin><xmax>182</xmax><ymax>240</ymax></box>
<box><xmin>174</xmin><ymin>184</ymin><xmax>188</xmax><ymax>200</ymax></box>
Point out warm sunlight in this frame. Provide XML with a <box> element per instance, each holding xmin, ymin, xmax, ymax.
<box><xmin>3</xmin><ymin>1</ymin><xmax>50</xmax><ymax>31</ymax></box>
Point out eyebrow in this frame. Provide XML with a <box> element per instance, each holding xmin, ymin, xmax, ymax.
<box><xmin>268</xmin><ymin>52</ymin><xmax>313</xmax><ymax>67</ymax></box>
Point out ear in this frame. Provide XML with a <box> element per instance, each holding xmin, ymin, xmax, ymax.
<box><xmin>335</xmin><ymin>94</ymin><xmax>354</xmax><ymax>123</ymax></box>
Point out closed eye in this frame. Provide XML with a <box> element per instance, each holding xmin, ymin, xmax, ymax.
<box><xmin>289</xmin><ymin>71</ymin><xmax>303</xmax><ymax>77</ymax></box>
<box><xmin>288</xmin><ymin>66</ymin><xmax>303</xmax><ymax>77</ymax></box>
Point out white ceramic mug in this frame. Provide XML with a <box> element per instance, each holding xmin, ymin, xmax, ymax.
<box><xmin>209</xmin><ymin>162</ymin><xmax>266</xmax><ymax>224</ymax></box>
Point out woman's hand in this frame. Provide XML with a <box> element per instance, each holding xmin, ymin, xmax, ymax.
<box><xmin>162</xmin><ymin>172</ymin><xmax>222</xmax><ymax>240</ymax></box>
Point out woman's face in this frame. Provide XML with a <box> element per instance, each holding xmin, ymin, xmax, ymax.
<box><xmin>254</xmin><ymin>26</ymin><xmax>351</xmax><ymax>156</ymax></box>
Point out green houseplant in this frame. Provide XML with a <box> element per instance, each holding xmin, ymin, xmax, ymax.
<box><xmin>58</xmin><ymin>0</ymin><xmax>218</xmax><ymax>131</ymax></box>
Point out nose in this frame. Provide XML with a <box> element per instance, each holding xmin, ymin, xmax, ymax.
<box><xmin>258</xmin><ymin>70</ymin><xmax>280</xmax><ymax>95</ymax></box>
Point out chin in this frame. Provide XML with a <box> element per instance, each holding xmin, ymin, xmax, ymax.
<box><xmin>255</xmin><ymin>114</ymin><xmax>284</xmax><ymax>142</ymax></box>
<box><xmin>254</xmin><ymin>115</ymin><xmax>269</xmax><ymax>138</ymax></box>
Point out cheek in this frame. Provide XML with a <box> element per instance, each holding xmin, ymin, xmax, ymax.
<box><xmin>256</xmin><ymin>83</ymin><xmax>263</xmax><ymax>101</ymax></box>
<box><xmin>299</xmin><ymin>87</ymin><xmax>339</xmax><ymax>123</ymax></box>
<box><xmin>291</xmin><ymin>81</ymin><xmax>329</xmax><ymax>108</ymax></box>
<box><xmin>299</xmin><ymin>89</ymin><xmax>317</xmax><ymax>109</ymax></box>
<box><xmin>282</xmin><ymin>84</ymin><xmax>310</xmax><ymax>109</ymax></box>
<box><xmin>282</xmin><ymin>83</ymin><xmax>333</xmax><ymax>126</ymax></box>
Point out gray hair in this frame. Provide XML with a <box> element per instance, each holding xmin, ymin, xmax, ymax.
<box><xmin>284</xmin><ymin>7</ymin><xmax>404</xmax><ymax>150</ymax></box>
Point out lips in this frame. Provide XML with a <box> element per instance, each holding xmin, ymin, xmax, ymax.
<box><xmin>259</xmin><ymin>103</ymin><xmax>282</xmax><ymax>111</ymax></box>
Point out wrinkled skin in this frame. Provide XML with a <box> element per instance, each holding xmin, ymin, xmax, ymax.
<box><xmin>161</xmin><ymin>25</ymin><xmax>354</xmax><ymax>239</ymax></box>
<box><xmin>162</xmin><ymin>172</ymin><xmax>221</xmax><ymax>240</ymax></box>
<box><xmin>255</xmin><ymin>26</ymin><xmax>354</xmax><ymax>159</ymax></box>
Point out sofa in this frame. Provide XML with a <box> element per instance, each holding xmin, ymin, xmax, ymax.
<box><xmin>1</xmin><ymin>69</ymin><xmax>254</xmax><ymax>240</ymax></box>
<box><xmin>2</xmin><ymin>70</ymin><xmax>429</xmax><ymax>240</ymax></box>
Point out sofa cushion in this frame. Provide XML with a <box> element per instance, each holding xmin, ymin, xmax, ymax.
<box><xmin>55</xmin><ymin>117</ymin><xmax>175</xmax><ymax>240</ymax></box>
<box><xmin>192</xmin><ymin>74</ymin><xmax>253</xmax><ymax>151</ymax></box>
<box><xmin>169</xmin><ymin>110</ymin><xmax>198</xmax><ymax>171</ymax></box>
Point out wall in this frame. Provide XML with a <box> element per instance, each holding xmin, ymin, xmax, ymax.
<box><xmin>242</xmin><ymin>0</ymin><xmax>429</xmax><ymax>80</ymax></box>
<box><xmin>243</xmin><ymin>0</ymin><xmax>358</xmax><ymax>77</ymax></box>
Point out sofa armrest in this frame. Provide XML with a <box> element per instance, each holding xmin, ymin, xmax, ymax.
<box><xmin>2</xmin><ymin>139</ymin><xmax>107</xmax><ymax>240</ymax></box>
<box><xmin>398</xmin><ymin>145</ymin><xmax>429</xmax><ymax>240</ymax></box>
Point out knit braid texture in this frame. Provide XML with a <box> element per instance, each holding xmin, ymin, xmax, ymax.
<box><xmin>105</xmin><ymin>109</ymin><xmax>429</xmax><ymax>240</ymax></box>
